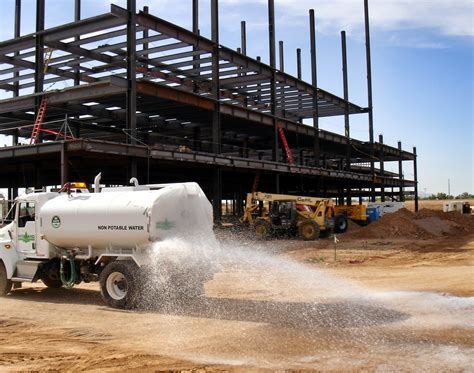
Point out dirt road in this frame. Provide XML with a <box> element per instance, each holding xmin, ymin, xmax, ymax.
<box><xmin>1</xmin><ymin>235</ymin><xmax>473</xmax><ymax>371</ymax></box>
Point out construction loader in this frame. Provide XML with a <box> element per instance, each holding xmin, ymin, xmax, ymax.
<box><xmin>241</xmin><ymin>192</ymin><xmax>348</xmax><ymax>240</ymax></box>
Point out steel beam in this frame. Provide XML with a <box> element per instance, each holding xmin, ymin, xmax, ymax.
<box><xmin>296</xmin><ymin>48</ymin><xmax>302</xmax><ymax>79</ymax></box>
<box><xmin>364</xmin><ymin>0</ymin><xmax>376</xmax><ymax>202</ymax></box>
<box><xmin>126</xmin><ymin>0</ymin><xmax>137</xmax><ymax>178</ymax></box>
<box><xmin>398</xmin><ymin>140</ymin><xmax>404</xmax><ymax>201</ymax></box>
<box><xmin>341</xmin><ymin>30</ymin><xmax>351</xmax><ymax>204</ymax></box>
<box><xmin>279</xmin><ymin>41</ymin><xmax>284</xmax><ymax>72</ymax></box>
<box><xmin>309</xmin><ymin>9</ymin><xmax>320</xmax><ymax>167</ymax></box>
<box><xmin>211</xmin><ymin>0</ymin><xmax>221</xmax><ymax>155</ymax></box>
<box><xmin>379</xmin><ymin>134</ymin><xmax>385</xmax><ymax>202</ymax></box>
<box><xmin>413</xmin><ymin>146</ymin><xmax>418</xmax><ymax>212</ymax></box>
<box><xmin>241</xmin><ymin>21</ymin><xmax>247</xmax><ymax>55</ymax></box>
<box><xmin>13</xmin><ymin>0</ymin><xmax>22</xmax><ymax>97</ymax></box>
<box><xmin>128</xmin><ymin>7</ymin><xmax>366</xmax><ymax>116</ymax></box>
<box><xmin>74</xmin><ymin>0</ymin><xmax>81</xmax><ymax>86</ymax></box>
<box><xmin>268</xmin><ymin>0</ymin><xmax>279</xmax><ymax>164</ymax></box>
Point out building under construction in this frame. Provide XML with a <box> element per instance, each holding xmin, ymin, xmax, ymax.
<box><xmin>0</xmin><ymin>0</ymin><xmax>418</xmax><ymax>221</ymax></box>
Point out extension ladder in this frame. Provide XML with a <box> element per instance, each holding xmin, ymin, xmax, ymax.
<box><xmin>277</xmin><ymin>125</ymin><xmax>295</xmax><ymax>165</ymax></box>
<box><xmin>30</xmin><ymin>97</ymin><xmax>48</xmax><ymax>144</ymax></box>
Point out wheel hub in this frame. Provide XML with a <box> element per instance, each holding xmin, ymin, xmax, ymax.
<box><xmin>106</xmin><ymin>272</ymin><xmax>128</xmax><ymax>300</ymax></box>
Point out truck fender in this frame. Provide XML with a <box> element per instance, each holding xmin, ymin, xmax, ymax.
<box><xmin>95</xmin><ymin>254</ymin><xmax>143</xmax><ymax>268</ymax></box>
<box><xmin>0</xmin><ymin>242</ymin><xmax>19</xmax><ymax>279</ymax></box>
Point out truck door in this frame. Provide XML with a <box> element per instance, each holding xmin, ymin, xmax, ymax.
<box><xmin>16</xmin><ymin>201</ymin><xmax>36</xmax><ymax>255</ymax></box>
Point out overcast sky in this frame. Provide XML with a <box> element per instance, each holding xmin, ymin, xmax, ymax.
<box><xmin>0</xmin><ymin>0</ymin><xmax>473</xmax><ymax>196</ymax></box>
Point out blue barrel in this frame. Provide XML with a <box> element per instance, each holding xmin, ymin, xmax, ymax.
<box><xmin>366</xmin><ymin>206</ymin><xmax>381</xmax><ymax>223</ymax></box>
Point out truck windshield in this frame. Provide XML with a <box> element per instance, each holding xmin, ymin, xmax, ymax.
<box><xmin>18</xmin><ymin>202</ymin><xmax>35</xmax><ymax>228</ymax></box>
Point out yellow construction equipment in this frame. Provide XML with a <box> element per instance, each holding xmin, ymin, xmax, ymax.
<box><xmin>334</xmin><ymin>204</ymin><xmax>368</xmax><ymax>225</ymax></box>
<box><xmin>241</xmin><ymin>192</ymin><xmax>348</xmax><ymax>240</ymax></box>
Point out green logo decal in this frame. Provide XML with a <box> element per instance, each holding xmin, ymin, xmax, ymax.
<box><xmin>155</xmin><ymin>219</ymin><xmax>175</xmax><ymax>231</ymax></box>
<box><xmin>19</xmin><ymin>232</ymin><xmax>35</xmax><ymax>243</ymax></box>
<box><xmin>52</xmin><ymin>216</ymin><xmax>61</xmax><ymax>229</ymax></box>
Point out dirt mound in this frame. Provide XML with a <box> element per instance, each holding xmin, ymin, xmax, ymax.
<box><xmin>345</xmin><ymin>208</ymin><xmax>474</xmax><ymax>240</ymax></box>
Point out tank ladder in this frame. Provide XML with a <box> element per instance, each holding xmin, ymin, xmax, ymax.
<box><xmin>277</xmin><ymin>125</ymin><xmax>295</xmax><ymax>165</ymax></box>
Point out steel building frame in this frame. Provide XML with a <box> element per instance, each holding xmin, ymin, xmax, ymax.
<box><xmin>0</xmin><ymin>0</ymin><xmax>419</xmax><ymax>220</ymax></box>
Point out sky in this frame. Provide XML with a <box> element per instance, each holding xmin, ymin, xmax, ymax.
<box><xmin>0</xmin><ymin>0</ymin><xmax>473</xmax><ymax>196</ymax></box>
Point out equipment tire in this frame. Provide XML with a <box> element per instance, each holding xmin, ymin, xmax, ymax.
<box><xmin>100</xmin><ymin>261</ymin><xmax>141</xmax><ymax>309</ymax></box>
<box><xmin>334</xmin><ymin>214</ymin><xmax>348</xmax><ymax>233</ymax></box>
<box><xmin>0</xmin><ymin>261</ymin><xmax>12</xmax><ymax>296</ymax></box>
<box><xmin>298</xmin><ymin>220</ymin><xmax>320</xmax><ymax>240</ymax></box>
<box><xmin>253</xmin><ymin>220</ymin><xmax>272</xmax><ymax>240</ymax></box>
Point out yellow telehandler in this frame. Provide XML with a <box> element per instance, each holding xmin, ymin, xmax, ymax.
<box><xmin>241</xmin><ymin>192</ymin><xmax>348</xmax><ymax>240</ymax></box>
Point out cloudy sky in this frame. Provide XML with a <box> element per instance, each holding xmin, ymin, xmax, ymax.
<box><xmin>0</xmin><ymin>0</ymin><xmax>473</xmax><ymax>196</ymax></box>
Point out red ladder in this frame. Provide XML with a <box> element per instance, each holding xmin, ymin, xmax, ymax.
<box><xmin>30</xmin><ymin>97</ymin><xmax>48</xmax><ymax>144</ymax></box>
<box><xmin>277</xmin><ymin>125</ymin><xmax>295</xmax><ymax>165</ymax></box>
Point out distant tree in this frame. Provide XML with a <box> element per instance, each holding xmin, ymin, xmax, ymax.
<box><xmin>456</xmin><ymin>192</ymin><xmax>474</xmax><ymax>199</ymax></box>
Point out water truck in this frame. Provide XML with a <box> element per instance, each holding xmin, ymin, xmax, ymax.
<box><xmin>0</xmin><ymin>174</ymin><xmax>215</xmax><ymax>309</ymax></box>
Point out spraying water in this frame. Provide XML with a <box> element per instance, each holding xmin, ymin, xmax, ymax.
<box><xmin>133</xmin><ymin>191</ymin><xmax>473</xmax><ymax>370</ymax></box>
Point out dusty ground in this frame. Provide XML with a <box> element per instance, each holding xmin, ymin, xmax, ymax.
<box><xmin>1</xmin><ymin>219</ymin><xmax>473</xmax><ymax>371</ymax></box>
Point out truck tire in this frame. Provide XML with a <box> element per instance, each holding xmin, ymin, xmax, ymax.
<box><xmin>298</xmin><ymin>220</ymin><xmax>320</xmax><ymax>240</ymax></box>
<box><xmin>100</xmin><ymin>261</ymin><xmax>141</xmax><ymax>309</ymax></box>
<box><xmin>41</xmin><ymin>275</ymin><xmax>63</xmax><ymax>289</ymax></box>
<box><xmin>334</xmin><ymin>214</ymin><xmax>348</xmax><ymax>233</ymax></box>
<box><xmin>0</xmin><ymin>261</ymin><xmax>12</xmax><ymax>296</ymax></box>
<box><xmin>253</xmin><ymin>220</ymin><xmax>272</xmax><ymax>240</ymax></box>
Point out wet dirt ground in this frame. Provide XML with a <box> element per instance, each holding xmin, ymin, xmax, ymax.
<box><xmin>0</xmin><ymin>234</ymin><xmax>473</xmax><ymax>371</ymax></box>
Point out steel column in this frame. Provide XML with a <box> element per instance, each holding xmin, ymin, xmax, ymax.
<box><xmin>241</xmin><ymin>21</ymin><xmax>247</xmax><ymax>55</ymax></box>
<box><xmin>34</xmin><ymin>0</ymin><xmax>45</xmax><ymax>143</ymax></box>
<box><xmin>398</xmin><ymin>141</ymin><xmax>404</xmax><ymax>201</ymax></box>
<box><xmin>268</xmin><ymin>0</ymin><xmax>279</xmax><ymax>164</ymax></box>
<box><xmin>12</xmin><ymin>129</ymin><xmax>19</xmax><ymax>146</ymax></box>
<box><xmin>193</xmin><ymin>0</ymin><xmax>199</xmax><ymax>33</ymax></box>
<box><xmin>213</xmin><ymin>168</ymin><xmax>222</xmax><ymax>223</ymax></box>
<box><xmin>341</xmin><ymin>30</ymin><xmax>351</xmax><ymax>204</ymax></box>
<box><xmin>379</xmin><ymin>134</ymin><xmax>385</xmax><ymax>202</ymax></box>
<box><xmin>296</xmin><ymin>48</ymin><xmax>302</xmax><ymax>122</ymax></box>
<box><xmin>126</xmin><ymin>0</ymin><xmax>137</xmax><ymax>177</ymax></box>
<box><xmin>364</xmin><ymin>0</ymin><xmax>376</xmax><ymax>201</ymax></box>
<box><xmin>192</xmin><ymin>0</ymin><xmax>200</xmax><ymax>92</ymax></box>
<box><xmin>142</xmin><ymin>6</ymin><xmax>149</xmax><ymax>79</ymax></box>
<box><xmin>60</xmin><ymin>141</ymin><xmax>68</xmax><ymax>186</ymax></box>
<box><xmin>211</xmin><ymin>0</ymin><xmax>221</xmax><ymax>154</ymax></box>
<box><xmin>35</xmin><ymin>0</ymin><xmax>45</xmax><ymax>96</ymax></box>
<box><xmin>13</xmin><ymin>0</ymin><xmax>21</xmax><ymax>97</ymax></box>
<box><xmin>413</xmin><ymin>146</ymin><xmax>419</xmax><ymax>212</ymax></box>
<box><xmin>309</xmin><ymin>9</ymin><xmax>320</xmax><ymax>166</ymax></box>
<box><xmin>296</xmin><ymin>48</ymin><xmax>302</xmax><ymax>79</ymax></box>
<box><xmin>279</xmin><ymin>41</ymin><xmax>284</xmax><ymax>72</ymax></box>
<box><xmin>74</xmin><ymin>0</ymin><xmax>81</xmax><ymax>86</ymax></box>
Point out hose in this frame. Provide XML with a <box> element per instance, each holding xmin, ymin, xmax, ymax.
<box><xmin>60</xmin><ymin>254</ymin><xmax>77</xmax><ymax>289</ymax></box>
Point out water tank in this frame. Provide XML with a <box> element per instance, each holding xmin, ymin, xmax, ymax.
<box><xmin>40</xmin><ymin>183</ymin><xmax>212</xmax><ymax>250</ymax></box>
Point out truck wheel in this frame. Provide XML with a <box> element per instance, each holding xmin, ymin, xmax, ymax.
<box><xmin>0</xmin><ymin>261</ymin><xmax>12</xmax><ymax>296</ymax></box>
<box><xmin>41</xmin><ymin>275</ymin><xmax>63</xmax><ymax>289</ymax></box>
<box><xmin>334</xmin><ymin>214</ymin><xmax>348</xmax><ymax>233</ymax></box>
<box><xmin>253</xmin><ymin>220</ymin><xmax>272</xmax><ymax>240</ymax></box>
<box><xmin>298</xmin><ymin>220</ymin><xmax>320</xmax><ymax>240</ymax></box>
<box><xmin>100</xmin><ymin>261</ymin><xmax>140</xmax><ymax>309</ymax></box>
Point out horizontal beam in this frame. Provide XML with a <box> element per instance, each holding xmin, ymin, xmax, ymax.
<box><xmin>0</xmin><ymin>76</ymin><xmax>127</xmax><ymax>113</ymax></box>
